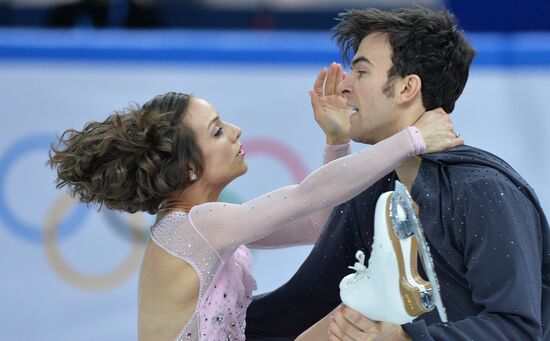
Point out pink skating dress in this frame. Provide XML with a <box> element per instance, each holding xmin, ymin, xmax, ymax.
<box><xmin>150</xmin><ymin>127</ymin><xmax>426</xmax><ymax>340</ymax></box>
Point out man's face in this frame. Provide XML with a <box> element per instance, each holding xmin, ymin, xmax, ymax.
<box><xmin>339</xmin><ymin>32</ymin><xmax>401</xmax><ymax>144</ymax></box>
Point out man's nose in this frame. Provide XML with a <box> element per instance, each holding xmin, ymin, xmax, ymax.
<box><xmin>337</xmin><ymin>76</ymin><xmax>352</xmax><ymax>96</ymax></box>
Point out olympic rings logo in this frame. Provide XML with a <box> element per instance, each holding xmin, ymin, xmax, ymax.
<box><xmin>0</xmin><ymin>133</ymin><xmax>309</xmax><ymax>291</ymax></box>
<box><xmin>43</xmin><ymin>194</ymin><xmax>147</xmax><ymax>292</ymax></box>
<box><xmin>0</xmin><ymin>134</ymin><xmax>86</xmax><ymax>243</ymax></box>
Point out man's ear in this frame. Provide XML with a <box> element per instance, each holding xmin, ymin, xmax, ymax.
<box><xmin>396</xmin><ymin>74</ymin><xmax>422</xmax><ymax>105</ymax></box>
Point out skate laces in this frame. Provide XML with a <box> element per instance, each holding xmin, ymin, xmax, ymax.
<box><xmin>347</xmin><ymin>250</ymin><xmax>368</xmax><ymax>283</ymax></box>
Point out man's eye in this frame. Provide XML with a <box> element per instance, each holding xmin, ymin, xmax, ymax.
<box><xmin>358</xmin><ymin>71</ymin><xmax>367</xmax><ymax>77</ymax></box>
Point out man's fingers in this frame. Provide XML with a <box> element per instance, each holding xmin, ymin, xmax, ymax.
<box><xmin>328</xmin><ymin>330</ymin><xmax>341</xmax><ymax>341</ymax></box>
<box><xmin>333</xmin><ymin>307</ymin><xmax>367</xmax><ymax>340</ymax></box>
<box><xmin>341</xmin><ymin>305</ymin><xmax>379</xmax><ymax>333</ymax></box>
<box><xmin>328</xmin><ymin>318</ymin><xmax>344</xmax><ymax>340</ymax></box>
<box><xmin>314</xmin><ymin>68</ymin><xmax>328</xmax><ymax>95</ymax></box>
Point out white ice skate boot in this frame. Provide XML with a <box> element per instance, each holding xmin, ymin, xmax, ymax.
<box><xmin>339</xmin><ymin>181</ymin><xmax>447</xmax><ymax>325</ymax></box>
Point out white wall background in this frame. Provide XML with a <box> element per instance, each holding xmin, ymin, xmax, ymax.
<box><xmin>0</xmin><ymin>31</ymin><xmax>549</xmax><ymax>340</ymax></box>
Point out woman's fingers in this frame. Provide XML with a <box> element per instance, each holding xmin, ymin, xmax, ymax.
<box><xmin>314</xmin><ymin>67</ymin><xmax>328</xmax><ymax>95</ymax></box>
<box><xmin>312</xmin><ymin>63</ymin><xmax>345</xmax><ymax>97</ymax></box>
<box><xmin>334</xmin><ymin>64</ymin><xmax>343</xmax><ymax>94</ymax></box>
<box><xmin>325</xmin><ymin>63</ymin><xmax>338</xmax><ymax>96</ymax></box>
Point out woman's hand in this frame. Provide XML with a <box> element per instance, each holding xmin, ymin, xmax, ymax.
<box><xmin>414</xmin><ymin>108</ymin><xmax>464</xmax><ymax>153</ymax></box>
<box><xmin>310</xmin><ymin>63</ymin><xmax>351</xmax><ymax>145</ymax></box>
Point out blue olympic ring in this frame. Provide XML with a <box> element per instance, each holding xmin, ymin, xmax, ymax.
<box><xmin>0</xmin><ymin>134</ymin><xmax>87</xmax><ymax>243</ymax></box>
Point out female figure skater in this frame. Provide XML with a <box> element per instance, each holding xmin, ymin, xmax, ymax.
<box><xmin>48</xmin><ymin>67</ymin><xmax>462</xmax><ymax>340</ymax></box>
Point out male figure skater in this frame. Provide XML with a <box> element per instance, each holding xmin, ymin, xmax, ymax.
<box><xmin>246</xmin><ymin>7</ymin><xmax>550</xmax><ymax>340</ymax></box>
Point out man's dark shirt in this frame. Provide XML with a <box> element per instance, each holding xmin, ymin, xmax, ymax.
<box><xmin>245</xmin><ymin>145</ymin><xmax>550</xmax><ymax>340</ymax></box>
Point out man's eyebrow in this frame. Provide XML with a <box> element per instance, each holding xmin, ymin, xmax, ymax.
<box><xmin>351</xmin><ymin>56</ymin><xmax>373</xmax><ymax>68</ymax></box>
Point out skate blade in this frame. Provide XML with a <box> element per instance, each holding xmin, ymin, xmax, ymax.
<box><xmin>386</xmin><ymin>193</ymin><xmax>432</xmax><ymax>318</ymax></box>
<box><xmin>389</xmin><ymin>181</ymin><xmax>448</xmax><ymax>323</ymax></box>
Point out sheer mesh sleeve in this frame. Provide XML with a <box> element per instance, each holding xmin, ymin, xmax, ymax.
<box><xmin>190</xmin><ymin>127</ymin><xmax>425</xmax><ymax>251</ymax></box>
<box><xmin>248</xmin><ymin>143</ymin><xmax>351</xmax><ymax>249</ymax></box>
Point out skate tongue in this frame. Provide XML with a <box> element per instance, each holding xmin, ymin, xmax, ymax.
<box><xmin>393</xmin><ymin>181</ymin><xmax>448</xmax><ymax>323</ymax></box>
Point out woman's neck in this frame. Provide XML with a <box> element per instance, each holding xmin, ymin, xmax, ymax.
<box><xmin>161</xmin><ymin>180</ymin><xmax>227</xmax><ymax>213</ymax></box>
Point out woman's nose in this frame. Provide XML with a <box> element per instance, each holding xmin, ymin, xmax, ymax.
<box><xmin>228</xmin><ymin>123</ymin><xmax>241</xmax><ymax>142</ymax></box>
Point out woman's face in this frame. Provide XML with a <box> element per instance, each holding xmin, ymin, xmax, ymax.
<box><xmin>183</xmin><ymin>97</ymin><xmax>247</xmax><ymax>186</ymax></box>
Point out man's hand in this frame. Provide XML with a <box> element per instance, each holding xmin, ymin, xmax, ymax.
<box><xmin>328</xmin><ymin>305</ymin><xmax>412</xmax><ymax>341</ymax></box>
<box><xmin>310</xmin><ymin>62</ymin><xmax>351</xmax><ymax>145</ymax></box>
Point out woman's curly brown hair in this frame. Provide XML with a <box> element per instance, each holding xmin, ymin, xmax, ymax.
<box><xmin>47</xmin><ymin>92</ymin><xmax>203</xmax><ymax>214</ymax></box>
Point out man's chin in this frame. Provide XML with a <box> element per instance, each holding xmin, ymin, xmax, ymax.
<box><xmin>350</xmin><ymin>130</ymin><xmax>373</xmax><ymax>145</ymax></box>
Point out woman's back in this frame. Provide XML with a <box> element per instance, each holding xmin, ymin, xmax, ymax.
<box><xmin>137</xmin><ymin>211</ymin><xmax>255</xmax><ymax>341</ymax></box>
<box><xmin>138</xmin><ymin>239</ymin><xmax>200</xmax><ymax>340</ymax></box>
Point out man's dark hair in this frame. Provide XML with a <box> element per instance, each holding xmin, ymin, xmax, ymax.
<box><xmin>334</xmin><ymin>8</ymin><xmax>476</xmax><ymax>113</ymax></box>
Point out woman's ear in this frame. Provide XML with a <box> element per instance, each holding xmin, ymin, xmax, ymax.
<box><xmin>188</xmin><ymin>164</ymin><xmax>198</xmax><ymax>182</ymax></box>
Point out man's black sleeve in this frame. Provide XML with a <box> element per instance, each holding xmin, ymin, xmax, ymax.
<box><xmin>404</xmin><ymin>174</ymin><xmax>545</xmax><ymax>340</ymax></box>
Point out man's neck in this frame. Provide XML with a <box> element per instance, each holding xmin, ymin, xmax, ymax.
<box><xmin>391</xmin><ymin>104</ymin><xmax>425</xmax><ymax>190</ymax></box>
<box><xmin>395</xmin><ymin>156</ymin><xmax>422</xmax><ymax>192</ymax></box>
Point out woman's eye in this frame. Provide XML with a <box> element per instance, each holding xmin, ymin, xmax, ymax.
<box><xmin>214</xmin><ymin>126</ymin><xmax>223</xmax><ymax>137</ymax></box>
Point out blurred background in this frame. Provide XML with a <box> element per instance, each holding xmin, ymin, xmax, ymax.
<box><xmin>0</xmin><ymin>0</ymin><xmax>549</xmax><ymax>340</ymax></box>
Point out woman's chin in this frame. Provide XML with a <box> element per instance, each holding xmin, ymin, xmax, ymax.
<box><xmin>233</xmin><ymin>164</ymin><xmax>248</xmax><ymax>179</ymax></box>
<box><xmin>225</xmin><ymin>163</ymin><xmax>248</xmax><ymax>184</ymax></box>
<box><xmin>240</xmin><ymin>164</ymin><xmax>249</xmax><ymax>176</ymax></box>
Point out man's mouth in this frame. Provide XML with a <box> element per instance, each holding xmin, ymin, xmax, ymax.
<box><xmin>347</xmin><ymin>101</ymin><xmax>359</xmax><ymax>116</ymax></box>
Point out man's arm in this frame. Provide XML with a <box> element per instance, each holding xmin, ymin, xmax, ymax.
<box><xmin>402</xmin><ymin>175</ymin><xmax>544</xmax><ymax>340</ymax></box>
